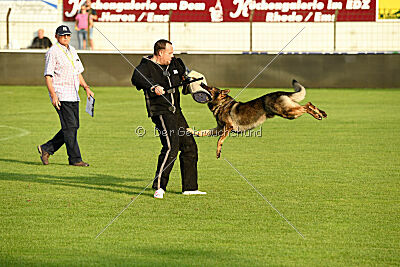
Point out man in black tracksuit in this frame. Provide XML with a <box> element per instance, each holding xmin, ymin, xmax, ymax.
<box><xmin>131</xmin><ymin>39</ymin><xmax>206</xmax><ymax>199</ymax></box>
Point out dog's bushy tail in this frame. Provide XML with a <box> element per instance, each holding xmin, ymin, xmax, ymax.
<box><xmin>290</xmin><ymin>79</ymin><xmax>306</xmax><ymax>102</ymax></box>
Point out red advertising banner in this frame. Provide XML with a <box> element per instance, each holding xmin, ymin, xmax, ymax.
<box><xmin>63</xmin><ymin>0</ymin><xmax>376</xmax><ymax>22</ymax></box>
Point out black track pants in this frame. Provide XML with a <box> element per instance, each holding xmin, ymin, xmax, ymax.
<box><xmin>41</xmin><ymin>101</ymin><xmax>82</xmax><ymax>164</ymax></box>
<box><xmin>151</xmin><ymin>112</ymin><xmax>198</xmax><ymax>192</ymax></box>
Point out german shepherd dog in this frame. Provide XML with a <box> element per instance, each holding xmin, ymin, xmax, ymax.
<box><xmin>187</xmin><ymin>80</ymin><xmax>327</xmax><ymax>159</ymax></box>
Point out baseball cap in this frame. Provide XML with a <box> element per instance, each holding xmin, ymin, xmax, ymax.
<box><xmin>55</xmin><ymin>25</ymin><xmax>72</xmax><ymax>36</ymax></box>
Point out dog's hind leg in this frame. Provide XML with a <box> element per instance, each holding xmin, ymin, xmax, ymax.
<box><xmin>305</xmin><ymin>102</ymin><xmax>327</xmax><ymax>120</ymax></box>
<box><xmin>279</xmin><ymin>104</ymin><xmax>307</xmax><ymax>120</ymax></box>
<box><xmin>216</xmin><ymin>126</ymin><xmax>232</xmax><ymax>159</ymax></box>
<box><xmin>187</xmin><ymin>127</ymin><xmax>219</xmax><ymax>137</ymax></box>
<box><xmin>281</xmin><ymin>102</ymin><xmax>327</xmax><ymax>120</ymax></box>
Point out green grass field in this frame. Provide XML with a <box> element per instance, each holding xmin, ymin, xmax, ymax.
<box><xmin>0</xmin><ymin>85</ymin><xmax>399</xmax><ymax>266</ymax></box>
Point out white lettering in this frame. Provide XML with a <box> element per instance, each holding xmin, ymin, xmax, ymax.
<box><xmin>71</xmin><ymin>0</ymin><xmax>352</xmax><ymax>22</ymax></box>
<box><xmin>93</xmin><ymin>0</ymin><xmax>157</xmax><ymax>11</ymax></box>
<box><xmin>353</xmin><ymin>0</ymin><xmax>362</xmax><ymax>9</ymax></box>
<box><xmin>282</xmin><ymin>2</ymin><xmax>290</xmax><ymax>12</ymax></box>
<box><xmin>304</xmin><ymin>11</ymin><xmax>313</xmax><ymax>21</ymax></box>
<box><xmin>265</xmin><ymin>11</ymin><xmax>303</xmax><ymax>22</ymax></box>
<box><xmin>98</xmin><ymin>12</ymin><xmax>136</xmax><ymax>22</ymax></box>
<box><xmin>147</xmin><ymin>12</ymin><xmax>169</xmax><ymax>22</ymax></box>
<box><xmin>362</xmin><ymin>0</ymin><xmax>370</xmax><ymax>9</ymax></box>
<box><xmin>230</xmin><ymin>0</ymin><xmax>250</xmax><ymax>18</ymax></box>
<box><xmin>346</xmin><ymin>0</ymin><xmax>366</xmax><ymax>9</ymax></box>
<box><xmin>328</xmin><ymin>0</ymin><xmax>343</xmax><ymax>10</ymax></box>
<box><xmin>179</xmin><ymin>1</ymin><xmax>206</xmax><ymax>11</ymax></box>
<box><xmin>300</xmin><ymin>2</ymin><xmax>308</xmax><ymax>10</ymax></box>
<box><xmin>159</xmin><ymin>2</ymin><xmax>178</xmax><ymax>11</ymax></box>
<box><xmin>346</xmin><ymin>0</ymin><xmax>353</xmax><ymax>9</ymax></box>
<box><xmin>314</xmin><ymin>12</ymin><xmax>335</xmax><ymax>21</ymax></box>
<box><xmin>231</xmin><ymin>0</ymin><xmax>329</xmax><ymax>19</ymax></box>
<box><xmin>65</xmin><ymin>0</ymin><xmax>85</xmax><ymax>18</ymax></box>
<box><xmin>116</xmin><ymin>2</ymin><xmax>124</xmax><ymax>12</ymax></box>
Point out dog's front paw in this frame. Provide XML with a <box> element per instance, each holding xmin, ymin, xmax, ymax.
<box><xmin>216</xmin><ymin>151</ymin><xmax>221</xmax><ymax>159</ymax></box>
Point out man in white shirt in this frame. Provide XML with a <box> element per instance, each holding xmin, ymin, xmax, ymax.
<box><xmin>38</xmin><ymin>25</ymin><xmax>94</xmax><ymax>167</ymax></box>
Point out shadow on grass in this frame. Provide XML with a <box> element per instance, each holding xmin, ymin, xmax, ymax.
<box><xmin>0</xmin><ymin>158</ymin><xmax>185</xmax><ymax>197</ymax></box>
<box><xmin>0</xmin><ymin>158</ymin><xmax>67</xmax><ymax>166</ymax></box>
<box><xmin>0</xmin><ymin>246</ymin><xmax>236</xmax><ymax>266</ymax></box>
<box><xmin>128</xmin><ymin>247</ymin><xmax>235</xmax><ymax>265</ymax></box>
<box><xmin>0</xmin><ymin>170</ymin><xmax>158</xmax><ymax>197</ymax></box>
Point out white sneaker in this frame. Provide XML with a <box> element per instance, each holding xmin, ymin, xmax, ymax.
<box><xmin>182</xmin><ymin>190</ymin><xmax>207</xmax><ymax>195</ymax></box>
<box><xmin>154</xmin><ymin>188</ymin><xmax>165</xmax><ymax>199</ymax></box>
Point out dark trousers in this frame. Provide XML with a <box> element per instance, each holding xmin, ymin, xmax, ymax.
<box><xmin>41</xmin><ymin>101</ymin><xmax>82</xmax><ymax>164</ymax></box>
<box><xmin>151</xmin><ymin>112</ymin><xmax>198</xmax><ymax>192</ymax></box>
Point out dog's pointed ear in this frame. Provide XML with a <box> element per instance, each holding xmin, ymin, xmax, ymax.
<box><xmin>222</xmin><ymin>89</ymin><xmax>230</xmax><ymax>95</ymax></box>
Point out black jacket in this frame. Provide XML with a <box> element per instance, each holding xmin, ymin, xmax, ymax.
<box><xmin>131</xmin><ymin>56</ymin><xmax>186</xmax><ymax>117</ymax></box>
<box><xmin>30</xmin><ymin>37</ymin><xmax>52</xmax><ymax>49</ymax></box>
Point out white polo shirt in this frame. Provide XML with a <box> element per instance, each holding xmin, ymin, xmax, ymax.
<box><xmin>44</xmin><ymin>42</ymin><xmax>84</xmax><ymax>102</ymax></box>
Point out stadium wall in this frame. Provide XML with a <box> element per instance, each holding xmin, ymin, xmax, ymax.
<box><xmin>0</xmin><ymin>51</ymin><xmax>398</xmax><ymax>88</ymax></box>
